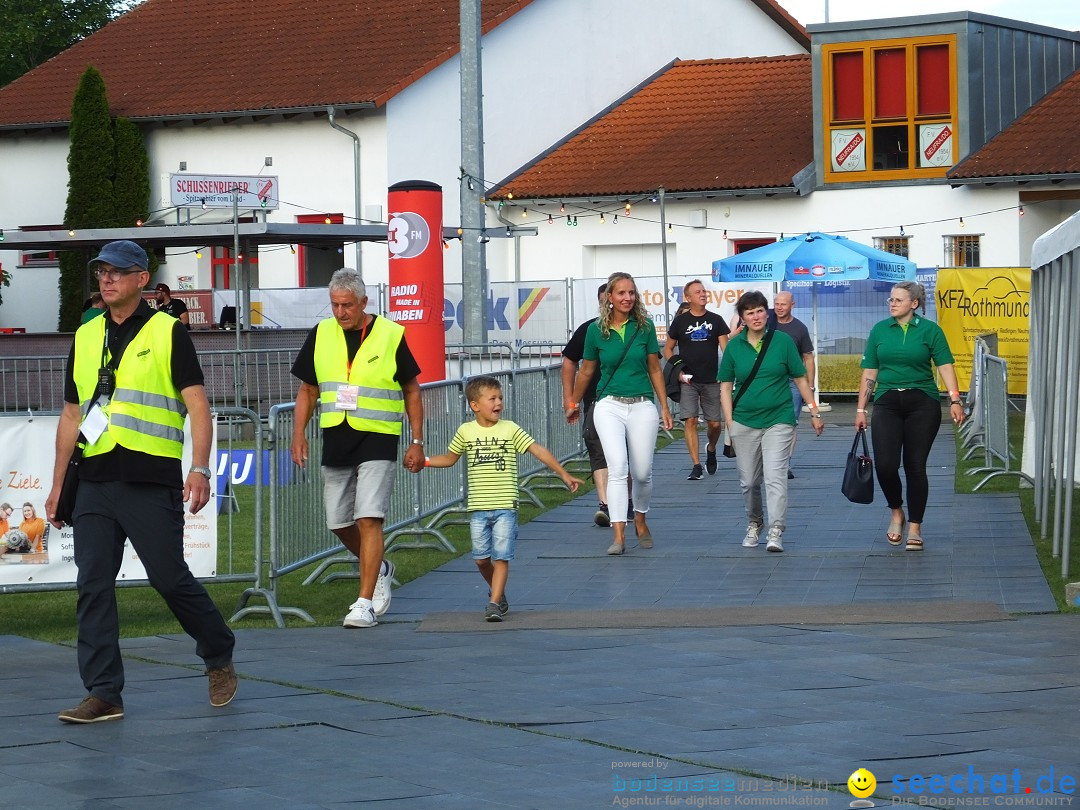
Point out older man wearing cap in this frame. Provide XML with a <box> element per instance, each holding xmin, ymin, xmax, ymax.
<box><xmin>154</xmin><ymin>283</ymin><xmax>190</xmax><ymax>328</ymax></box>
<box><xmin>44</xmin><ymin>240</ymin><xmax>236</xmax><ymax>724</ymax></box>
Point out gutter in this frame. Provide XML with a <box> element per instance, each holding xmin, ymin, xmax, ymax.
<box><xmin>327</xmin><ymin>106</ymin><xmax>364</xmax><ymax>274</ymax></box>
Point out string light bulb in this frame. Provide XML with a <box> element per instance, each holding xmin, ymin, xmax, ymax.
<box><xmin>195</xmin><ymin>249</ymin><xmax>203</xmax><ymax>259</ymax></box>
<box><xmin>722</xmin><ymin>229</ymin><xmax>728</xmax><ymax>240</ymax></box>
<box><xmin>135</xmin><ymin>219</ymin><xmax>143</xmax><ymax>226</ymax></box>
<box><xmin>560</xmin><ymin>202</ymin><xmax>566</xmax><ymax>213</ymax></box>
<box><xmin>1019</xmin><ymin>205</ymin><xmax>1025</xmax><ymax>217</ymax></box>
<box><xmin>68</xmin><ymin>229</ymin><xmax>76</xmax><ymax>237</ymax></box>
<box><xmin>599</xmin><ymin>212</ymin><xmax>606</xmax><ymax>224</ymax></box>
<box><xmin>547</xmin><ymin>214</ymin><xmax>554</xmax><ymax>225</ymax></box>
<box><xmin>959</xmin><ymin>217</ymin><xmax>965</xmax><ymax>228</ymax></box>
<box><xmin>667</xmin><ymin>222</ymin><xmax>672</xmax><ymax>233</ymax></box>
<box><xmin>613</xmin><ymin>214</ymin><xmax>619</xmax><ymax>224</ymax></box>
<box><xmin>624</xmin><ymin>201</ymin><xmax>632</xmax><ymax>215</ymax></box>
<box><xmin>289</xmin><ymin>244</ymin><xmax>296</xmax><ymax>254</ymax></box>
<box><xmin>0</xmin><ymin>229</ymin><xmax>4</xmax><ymax>241</ymax></box>
<box><xmin>521</xmin><ymin>207</ymin><xmax>528</xmax><ymax>219</ymax></box>
<box><xmin>201</xmin><ymin>199</ymin><xmax>207</xmax><ymax>210</ymax></box>
<box><xmin>505</xmin><ymin>226</ymin><xmax>512</xmax><ymax>237</ymax></box>
<box><xmin>467</xmin><ymin>177</ymin><xmax>474</xmax><ymax>191</ymax></box>
<box><xmin>443</xmin><ymin>239</ymin><xmax>450</xmax><ymax>250</ymax></box>
<box><xmin>324</xmin><ymin>216</ymin><xmax>332</xmax><ymax>225</ymax></box>
<box><xmin>506</xmin><ymin>192</ymin><xmax>513</xmax><ymax>200</ymax></box>
<box><xmin>900</xmin><ymin>226</ymin><xmax>905</xmax><ymax>236</ymax></box>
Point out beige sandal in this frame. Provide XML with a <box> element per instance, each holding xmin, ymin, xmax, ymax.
<box><xmin>905</xmin><ymin>535</ymin><xmax>924</xmax><ymax>551</ymax></box>
<box><xmin>886</xmin><ymin>517</ymin><xmax>906</xmax><ymax>546</ymax></box>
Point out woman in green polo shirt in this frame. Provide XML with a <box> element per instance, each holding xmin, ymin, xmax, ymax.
<box><xmin>566</xmin><ymin>272</ymin><xmax>673</xmax><ymax>556</ymax></box>
<box><xmin>719</xmin><ymin>290</ymin><xmax>823</xmax><ymax>554</ymax></box>
<box><xmin>855</xmin><ymin>281</ymin><xmax>965</xmax><ymax>551</ymax></box>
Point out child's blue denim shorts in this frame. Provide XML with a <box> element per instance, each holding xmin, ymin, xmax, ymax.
<box><xmin>469</xmin><ymin>509</ymin><xmax>518</xmax><ymax>561</ymax></box>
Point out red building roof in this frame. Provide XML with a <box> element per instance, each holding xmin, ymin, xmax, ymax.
<box><xmin>0</xmin><ymin>0</ymin><xmax>807</xmax><ymax>131</ymax></box>
<box><xmin>490</xmin><ymin>55</ymin><xmax>813</xmax><ymax>199</ymax></box>
<box><xmin>949</xmin><ymin>67</ymin><xmax>1080</xmax><ymax>180</ymax></box>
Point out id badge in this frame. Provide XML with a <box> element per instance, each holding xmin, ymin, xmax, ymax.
<box><xmin>335</xmin><ymin>384</ymin><xmax>359</xmax><ymax>411</ymax></box>
<box><xmin>80</xmin><ymin>403</ymin><xmax>109</xmax><ymax>444</ymax></box>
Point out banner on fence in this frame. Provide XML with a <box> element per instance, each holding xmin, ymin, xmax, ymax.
<box><xmin>936</xmin><ymin>268</ymin><xmax>1030</xmax><ymax>395</ymax></box>
<box><xmin>0</xmin><ymin>416</ymin><xmax>218</xmax><ymax>586</ymax></box>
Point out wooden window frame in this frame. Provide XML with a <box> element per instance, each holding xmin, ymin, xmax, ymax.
<box><xmin>823</xmin><ymin>34</ymin><xmax>957</xmax><ymax>183</ymax></box>
<box><xmin>874</xmin><ymin>236</ymin><xmax>910</xmax><ymax>259</ymax></box>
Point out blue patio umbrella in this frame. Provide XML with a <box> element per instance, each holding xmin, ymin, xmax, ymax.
<box><xmin>711</xmin><ymin>232</ymin><xmax>915</xmax><ymax>284</ymax></box>
<box><xmin>711</xmin><ymin>232</ymin><xmax>916</xmax><ymax>398</ymax></box>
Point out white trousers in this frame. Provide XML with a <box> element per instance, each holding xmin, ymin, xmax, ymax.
<box><xmin>728</xmin><ymin>421</ymin><xmax>796</xmax><ymax>530</ymax></box>
<box><xmin>593</xmin><ymin>397</ymin><xmax>659</xmax><ymax>523</ymax></box>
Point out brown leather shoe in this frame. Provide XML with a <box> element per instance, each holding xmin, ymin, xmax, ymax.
<box><xmin>208</xmin><ymin>663</ymin><xmax>237</xmax><ymax>707</ymax></box>
<box><xmin>58</xmin><ymin>696</ymin><xmax>124</xmax><ymax>724</ymax></box>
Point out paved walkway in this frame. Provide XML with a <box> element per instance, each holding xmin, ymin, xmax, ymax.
<box><xmin>4</xmin><ymin>403</ymin><xmax>1077</xmax><ymax>809</ymax></box>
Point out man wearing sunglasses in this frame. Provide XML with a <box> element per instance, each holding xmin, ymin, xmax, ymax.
<box><xmin>45</xmin><ymin>240</ymin><xmax>236</xmax><ymax>724</ymax></box>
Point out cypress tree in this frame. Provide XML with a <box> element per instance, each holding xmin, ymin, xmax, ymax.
<box><xmin>58</xmin><ymin>65</ymin><xmax>114</xmax><ymax>331</ymax></box>
<box><xmin>113</xmin><ymin>116</ymin><xmax>157</xmax><ymax>273</ymax></box>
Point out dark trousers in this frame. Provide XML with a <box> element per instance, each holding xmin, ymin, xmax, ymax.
<box><xmin>869</xmin><ymin>389</ymin><xmax>942</xmax><ymax>524</ymax></box>
<box><xmin>73</xmin><ymin>480</ymin><xmax>235</xmax><ymax>707</ymax></box>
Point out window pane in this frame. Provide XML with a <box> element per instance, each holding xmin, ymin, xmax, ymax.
<box><xmin>874</xmin><ymin>237</ymin><xmax>910</xmax><ymax>258</ymax></box>
<box><xmin>872</xmin><ymin>124</ymin><xmax>909</xmax><ymax>170</ymax></box>
<box><xmin>874</xmin><ymin>49</ymin><xmax>907</xmax><ymax>119</ymax></box>
<box><xmin>944</xmin><ymin>235</ymin><xmax>980</xmax><ymax>267</ymax></box>
<box><xmin>832</xmin><ymin>51</ymin><xmax>864</xmax><ymax>121</ymax></box>
<box><xmin>917</xmin><ymin>44</ymin><xmax>950</xmax><ymax>116</ymax></box>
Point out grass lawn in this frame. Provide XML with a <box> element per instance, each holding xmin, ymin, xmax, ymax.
<box><xmin>954</xmin><ymin>407</ymin><xmax>1080</xmax><ymax>612</ymax></box>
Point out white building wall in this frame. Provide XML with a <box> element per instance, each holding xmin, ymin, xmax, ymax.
<box><xmin>387</xmin><ymin>0</ymin><xmax>806</xmax><ymax>243</ymax></box>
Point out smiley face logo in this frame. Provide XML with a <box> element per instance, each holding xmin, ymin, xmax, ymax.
<box><xmin>848</xmin><ymin>768</ymin><xmax>876</xmax><ymax>798</ymax></box>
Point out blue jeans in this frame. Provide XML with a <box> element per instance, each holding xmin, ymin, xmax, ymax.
<box><xmin>469</xmin><ymin>509</ymin><xmax>518</xmax><ymax>561</ymax></box>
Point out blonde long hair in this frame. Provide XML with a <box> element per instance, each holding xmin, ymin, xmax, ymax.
<box><xmin>598</xmin><ymin>272</ymin><xmax>651</xmax><ymax>338</ymax></box>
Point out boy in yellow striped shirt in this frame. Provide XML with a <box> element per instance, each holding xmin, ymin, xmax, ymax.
<box><xmin>426</xmin><ymin>376</ymin><xmax>581</xmax><ymax>621</ymax></box>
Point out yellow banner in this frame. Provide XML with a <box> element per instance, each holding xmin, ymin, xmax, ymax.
<box><xmin>935</xmin><ymin>268</ymin><xmax>1030</xmax><ymax>395</ymax></box>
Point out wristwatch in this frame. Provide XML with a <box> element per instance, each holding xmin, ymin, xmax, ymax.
<box><xmin>411</xmin><ymin>438</ymin><xmax>425</xmax><ymax>447</ymax></box>
<box><xmin>190</xmin><ymin>465</ymin><xmax>212</xmax><ymax>479</ymax></box>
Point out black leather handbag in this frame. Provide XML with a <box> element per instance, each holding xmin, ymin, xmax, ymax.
<box><xmin>841</xmin><ymin>428</ymin><xmax>874</xmax><ymax>504</ymax></box>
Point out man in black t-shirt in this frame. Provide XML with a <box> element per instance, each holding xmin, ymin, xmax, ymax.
<box><xmin>663</xmin><ymin>279</ymin><xmax>730</xmax><ymax>479</ymax></box>
<box><xmin>290</xmin><ymin>269</ymin><xmax>424</xmax><ymax>629</ymax></box>
<box><xmin>155</xmin><ymin>283</ymin><xmax>190</xmax><ymax>329</ymax></box>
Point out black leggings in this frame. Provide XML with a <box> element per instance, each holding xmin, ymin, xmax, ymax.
<box><xmin>869</xmin><ymin>389</ymin><xmax>942</xmax><ymax>524</ymax></box>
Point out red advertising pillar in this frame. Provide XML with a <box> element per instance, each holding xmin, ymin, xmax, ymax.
<box><xmin>387</xmin><ymin>180</ymin><xmax>446</xmax><ymax>383</ymax></box>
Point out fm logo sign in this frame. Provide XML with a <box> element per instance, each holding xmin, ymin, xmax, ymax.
<box><xmin>388</xmin><ymin>211</ymin><xmax>430</xmax><ymax>259</ymax></box>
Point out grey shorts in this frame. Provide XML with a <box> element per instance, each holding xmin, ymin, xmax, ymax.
<box><xmin>679</xmin><ymin>381</ymin><xmax>722</xmax><ymax>422</ymax></box>
<box><xmin>322</xmin><ymin>460</ymin><xmax>397</xmax><ymax>529</ymax></box>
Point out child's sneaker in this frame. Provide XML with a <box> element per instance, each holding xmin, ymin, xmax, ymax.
<box><xmin>484</xmin><ymin>602</ymin><xmax>503</xmax><ymax>622</ymax></box>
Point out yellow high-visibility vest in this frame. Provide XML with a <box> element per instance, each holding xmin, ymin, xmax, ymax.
<box><xmin>73</xmin><ymin>312</ymin><xmax>187</xmax><ymax>459</ymax></box>
<box><xmin>313</xmin><ymin>316</ymin><xmax>405</xmax><ymax>434</ymax></box>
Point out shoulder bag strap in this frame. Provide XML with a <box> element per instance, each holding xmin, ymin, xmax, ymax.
<box><xmin>732</xmin><ymin>328</ymin><xmax>775</xmax><ymax>412</ymax></box>
<box><xmin>595</xmin><ymin>322</ymin><xmax>639</xmax><ymax>401</ymax></box>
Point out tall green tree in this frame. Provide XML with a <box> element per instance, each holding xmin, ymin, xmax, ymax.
<box><xmin>113</xmin><ymin>115</ymin><xmax>157</xmax><ymax>273</ymax></box>
<box><xmin>0</xmin><ymin>0</ymin><xmax>141</xmax><ymax>88</ymax></box>
<box><xmin>58</xmin><ymin>65</ymin><xmax>113</xmax><ymax>331</ymax></box>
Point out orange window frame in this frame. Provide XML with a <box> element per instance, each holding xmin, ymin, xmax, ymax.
<box><xmin>823</xmin><ymin>34</ymin><xmax>957</xmax><ymax>183</ymax></box>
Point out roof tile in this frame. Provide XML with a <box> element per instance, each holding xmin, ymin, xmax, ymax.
<box><xmin>0</xmin><ymin>0</ymin><xmax>534</xmax><ymax>127</ymax></box>
<box><xmin>491</xmin><ymin>55</ymin><xmax>813</xmax><ymax>198</ymax></box>
<box><xmin>948</xmin><ymin>67</ymin><xmax>1080</xmax><ymax>179</ymax></box>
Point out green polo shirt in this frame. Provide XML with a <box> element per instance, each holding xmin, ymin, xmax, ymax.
<box><xmin>718</xmin><ymin>329</ymin><xmax>806</xmax><ymax>429</ymax></box>
<box><xmin>583</xmin><ymin>318</ymin><xmax>660</xmax><ymax>400</ymax></box>
<box><xmin>860</xmin><ymin>315</ymin><xmax>955</xmax><ymax>401</ymax></box>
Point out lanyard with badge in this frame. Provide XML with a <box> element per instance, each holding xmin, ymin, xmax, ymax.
<box><xmin>78</xmin><ymin>322</ymin><xmax>121</xmax><ymax>444</ymax></box>
<box><xmin>335</xmin><ymin>321</ymin><xmax>367</xmax><ymax>411</ymax></box>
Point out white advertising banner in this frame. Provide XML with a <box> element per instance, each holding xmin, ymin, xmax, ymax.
<box><xmin>0</xmin><ymin>415</ymin><xmax>218</xmax><ymax>587</ymax></box>
<box><xmin>441</xmin><ymin>281</ymin><xmax>568</xmax><ymax>347</ymax></box>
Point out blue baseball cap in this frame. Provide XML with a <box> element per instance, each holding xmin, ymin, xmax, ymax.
<box><xmin>87</xmin><ymin>240</ymin><xmax>148</xmax><ymax>271</ymax></box>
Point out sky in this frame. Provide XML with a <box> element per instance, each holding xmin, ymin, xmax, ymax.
<box><xmin>779</xmin><ymin>0</ymin><xmax>1078</xmax><ymax>30</ymax></box>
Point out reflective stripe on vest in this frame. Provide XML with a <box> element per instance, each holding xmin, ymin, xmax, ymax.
<box><xmin>312</xmin><ymin>316</ymin><xmax>405</xmax><ymax>434</ymax></box>
<box><xmin>73</xmin><ymin>311</ymin><xmax>188</xmax><ymax>459</ymax></box>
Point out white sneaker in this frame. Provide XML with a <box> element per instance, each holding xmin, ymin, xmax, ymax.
<box><xmin>343</xmin><ymin>602</ymin><xmax>377</xmax><ymax>628</ymax></box>
<box><xmin>742</xmin><ymin>523</ymin><xmax>762</xmax><ymax>548</ymax></box>
<box><xmin>373</xmin><ymin>559</ymin><xmax>396</xmax><ymax>617</ymax></box>
<box><xmin>766</xmin><ymin>526</ymin><xmax>784</xmax><ymax>553</ymax></box>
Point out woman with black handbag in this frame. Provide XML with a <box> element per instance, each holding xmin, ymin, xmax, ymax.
<box><xmin>719</xmin><ymin>291</ymin><xmax>822</xmax><ymax>553</ymax></box>
<box><xmin>566</xmin><ymin>272</ymin><xmax>673</xmax><ymax>555</ymax></box>
<box><xmin>855</xmin><ymin>281</ymin><xmax>965</xmax><ymax>551</ymax></box>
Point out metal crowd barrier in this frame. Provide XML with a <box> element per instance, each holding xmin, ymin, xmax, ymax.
<box><xmin>967</xmin><ymin>354</ymin><xmax>1031</xmax><ymax>492</ymax></box>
